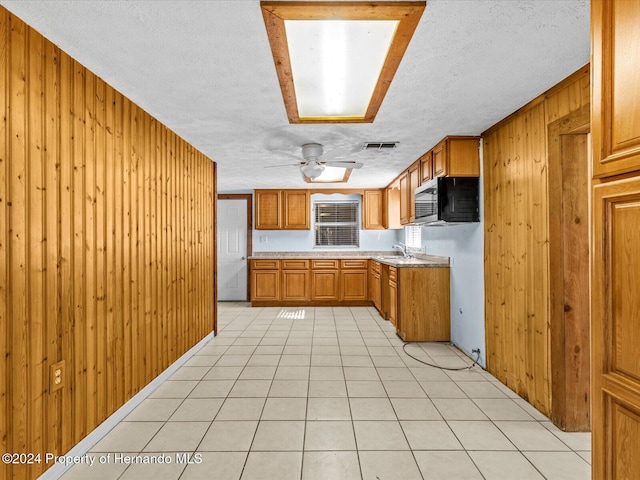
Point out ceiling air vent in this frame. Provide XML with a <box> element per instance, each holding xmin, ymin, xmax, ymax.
<box><xmin>363</xmin><ymin>142</ymin><xmax>399</xmax><ymax>150</ymax></box>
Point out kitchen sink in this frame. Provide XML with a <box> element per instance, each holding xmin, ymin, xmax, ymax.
<box><xmin>374</xmin><ymin>256</ymin><xmax>422</xmax><ymax>264</ymax></box>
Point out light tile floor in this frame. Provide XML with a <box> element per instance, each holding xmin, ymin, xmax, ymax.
<box><xmin>62</xmin><ymin>303</ymin><xmax>591</xmax><ymax>480</ymax></box>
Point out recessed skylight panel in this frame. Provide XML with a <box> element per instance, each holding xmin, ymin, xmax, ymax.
<box><xmin>285</xmin><ymin>20</ymin><xmax>398</xmax><ymax>118</ymax></box>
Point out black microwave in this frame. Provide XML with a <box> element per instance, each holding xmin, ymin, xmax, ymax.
<box><xmin>414</xmin><ymin>177</ymin><xmax>480</xmax><ymax>225</ymax></box>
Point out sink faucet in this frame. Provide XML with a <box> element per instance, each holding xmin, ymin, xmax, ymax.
<box><xmin>393</xmin><ymin>243</ymin><xmax>412</xmax><ymax>258</ymax></box>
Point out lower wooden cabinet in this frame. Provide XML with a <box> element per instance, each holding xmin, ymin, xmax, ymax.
<box><xmin>341</xmin><ymin>270</ymin><xmax>368</xmax><ymax>301</ymax></box>
<box><xmin>251</xmin><ymin>270</ymin><xmax>280</xmax><ymax>302</ymax></box>
<box><xmin>282</xmin><ymin>259</ymin><xmax>310</xmax><ymax>302</ymax></box>
<box><xmin>388</xmin><ymin>267</ymin><xmax>398</xmax><ymax>328</ymax></box>
<box><xmin>389</xmin><ymin>266</ymin><xmax>450</xmax><ymax>341</ymax></box>
<box><xmin>369</xmin><ymin>261</ymin><xmax>382</xmax><ymax>312</ymax></box>
<box><xmin>311</xmin><ymin>270</ymin><xmax>339</xmax><ymax>301</ymax></box>
<box><xmin>250</xmin><ymin>258</ymin><xmax>371</xmax><ymax>306</ymax></box>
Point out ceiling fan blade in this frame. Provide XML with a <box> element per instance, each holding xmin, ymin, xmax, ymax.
<box><xmin>264</xmin><ymin>128</ymin><xmax>315</xmax><ymax>152</ymax></box>
<box><xmin>323</xmin><ymin>161</ymin><xmax>364</xmax><ymax>169</ymax></box>
<box><xmin>319</xmin><ymin>146</ymin><xmax>351</xmax><ymax>162</ymax></box>
<box><xmin>264</xmin><ymin>162</ymin><xmax>302</xmax><ymax>168</ymax></box>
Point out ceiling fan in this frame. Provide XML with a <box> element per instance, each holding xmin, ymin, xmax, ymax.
<box><xmin>265</xmin><ymin>143</ymin><xmax>364</xmax><ymax>180</ymax></box>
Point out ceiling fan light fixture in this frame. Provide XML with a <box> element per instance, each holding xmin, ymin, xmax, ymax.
<box><xmin>301</xmin><ymin>162</ymin><xmax>325</xmax><ymax>179</ymax></box>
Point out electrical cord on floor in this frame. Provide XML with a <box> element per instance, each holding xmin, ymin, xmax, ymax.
<box><xmin>401</xmin><ymin>342</ymin><xmax>482</xmax><ymax>371</ymax></box>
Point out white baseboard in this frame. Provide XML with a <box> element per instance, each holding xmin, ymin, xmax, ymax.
<box><xmin>38</xmin><ymin>331</ymin><xmax>215</xmax><ymax>480</ymax></box>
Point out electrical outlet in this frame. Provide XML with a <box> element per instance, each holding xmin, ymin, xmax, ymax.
<box><xmin>472</xmin><ymin>348</ymin><xmax>481</xmax><ymax>355</ymax></box>
<box><xmin>50</xmin><ymin>360</ymin><xmax>65</xmax><ymax>392</ymax></box>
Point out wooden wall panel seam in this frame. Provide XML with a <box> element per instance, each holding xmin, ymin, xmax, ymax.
<box><xmin>0</xmin><ymin>10</ymin><xmax>10</xmax><ymax>479</ymax></box>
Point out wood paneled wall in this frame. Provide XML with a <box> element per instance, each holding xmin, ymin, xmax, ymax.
<box><xmin>0</xmin><ymin>9</ymin><xmax>216</xmax><ymax>479</ymax></box>
<box><xmin>483</xmin><ymin>66</ymin><xmax>589</xmax><ymax>416</ymax></box>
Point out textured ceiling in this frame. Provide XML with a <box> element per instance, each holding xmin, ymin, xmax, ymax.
<box><xmin>1</xmin><ymin>0</ymin><xmax>590</xmax><ymax>192</ymax></box>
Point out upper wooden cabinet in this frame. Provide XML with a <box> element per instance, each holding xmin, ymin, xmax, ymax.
<box><xmin>432</xmin><ymin>140</ymin><xmax>446</xmax><ymax>177</ymax></box>
<box><xmin>398</xmin><ymin>162</ymin><xmax>420</xmax><ymax>225</ymax></box>
<box><xmin>362</xmin><ymin>189</ymin><xmax>386</xmax><ymax>229</ymax></box>
<box><xmin>255</xmin><ymin>190</ymin><xmax>281</xmax><ymax>229</ymax></box>
<box><xmin>432</xmin><ymin>136</ymin><xmax>480</xmax><ymax>177</ymax></box>
<box><xmin>255</xmin><ymin>189</ymin><xmax>310</xmax><ymax>230</ymax></box>
<box><xmin>385</xmin><ymin>180</ymin><xmax>402</xmax><ymax>229</ymax></box>
<box><xmin>408</xmin><ymin>161</ymin><xmax>420</xmax><ymax>223</ymax></box>
<box><xmin>282</xmin><ymin>190</ymin><xmax>310</xmax><ymax>229</ymax></box>
<box><xmin>592</xmin><ymin>0</ymin><xmax>640</xmax><ymax>178</ymax></box>
<box><xmin>399</xmin><ymin>172</ymin><xmax>410</xmax><ymax>225</ymax></box>
<box><xmin>420</xmin><ymin>151</ymin><xmax>433</xmax><ymax>183</ymax></box>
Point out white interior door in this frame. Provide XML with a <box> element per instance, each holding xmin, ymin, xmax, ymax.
<box><xmin>217</xmin><ymin>199</ymin><xmax>248</xmax><ymax>301</ymax></box>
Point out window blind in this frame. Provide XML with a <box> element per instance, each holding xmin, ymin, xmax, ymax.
<box><xmin>404</xmin><ymin>225</ymin><xmax>422</xmax><ymax>249</ymax></box>
<box><xmin>314</xmin><ymin>201</ymin><xmax>359</xmax><ymax>247</ymax></box>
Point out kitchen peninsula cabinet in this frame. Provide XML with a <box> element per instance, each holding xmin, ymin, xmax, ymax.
<box><xmin>255</xmin><ymin>189</ymin><xmax>310</xmax><ymax>230</ymax></box>
<box><xmin>380</xmin><ymin>263</ymin><xmax>450</xmax><ymax>341</ymax></box>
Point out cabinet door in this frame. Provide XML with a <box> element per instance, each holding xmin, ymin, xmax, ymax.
<box><xmin>282</xmin><ymin>190</ymin><xmax>310</xmax><ymax>229</ymax></box>
<box><xmin>432</xmin><ymin>140</ymin><xmax>446</xmax><ymax>177</ymax></box>
<box><xmin>388</xmin><ymin>279</ymin><xmax>397</xmax><ymax>328</ymax></box>
<box><xmin>399</xmin><ymin>172</ymin><xmax>410</xmax><ymax>225</ymax></box>
<box><xmin>386</xmin><ymin>181</ymin><xmax>402</xmax><ymax>229</ymax></box>
<box><xmin>282</xmin><ymin>270</ymin><xmax>310</xmax><ymax>302</ymax></box>
<box><xmin>420</xmin><ymin>151</ymin><xmax>433</xmax><ymax>183</ymax></box>
<box><xmin>363</xmin><ymin>190</ymin><xmax>386</xmax><ymax>229</ymax></box>
<box><xmin>255</xmin><ymin>190</ymin><xmax>281</xmax><ymax>230</ymax></box>
<box><xmin>592</xmin><ymin>178</ymin><xmax>640</xmax><ymax>479</ymax></box>
<box><xmin>447</xmin><ymin>137</ymin><xmax>480</xmax><ymax>176</ymax></box>
<box><xmin>372</xmin><ymin>273</ymin><xmax>381</xmax><ymax>310</ymax></box>
<box><xmin>408</xmin><ymin>162</ymin><xmax>420</xmax><ymax>222</ymax></box>
<box><xmin>341</xmin><ymin>270</ymin><xmax>368</xmax><ymax>301</ymax></box>
<box><xmin>251</xmin><ymin>270</ymin><xmax>280</xmax><ymax>301</ymax></box>
<box><xmin>592</xmin><ymin>0</ymin><xmax>640</xmax><ymax>178</ymax></box>
<box><xmin>311</xmin><ymin>270</ymin><xmax>339</xmax><ymax>300</ymax></box>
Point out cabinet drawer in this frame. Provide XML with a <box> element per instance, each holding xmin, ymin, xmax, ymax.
<box><xmin>312</xmin><ymin>259</ymin><xmax>339</xmax><ymax>269</ymax></box>
<box><xmin>370</xmin><ymin>260</ymin><xmax>381</xmax><ymax>274</ymax></box>
<box><xmin>281</xmin><ymin>259</ymin><xmax>309</xmax><ymax>270</ymax></box>
<box><xmin>341</xmin><ymin>259</ymin><xmax>368</xmax><ymax>269</ymax></box>
<box><xmin>251</xmin><ymin>259</ymin><xmax>280</xmax><ymax>270</ymax></box>
<box><xmin>389</xmin><ymin>266</ymin><xmax>397</xmax><ymax>283</ymax></box>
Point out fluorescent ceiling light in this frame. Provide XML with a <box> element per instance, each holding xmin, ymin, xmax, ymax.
<box><xmin>285</xmin><ymin>20</ymin><xmax>398</xmax><ymax>118</ymax></box>
<box><xmin>261</xmin><ymin>1</ymin><xmax>426</xmax><ymax>124</ymax></box>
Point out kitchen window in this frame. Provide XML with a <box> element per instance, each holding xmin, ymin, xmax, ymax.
<box><xmin>314</xmin><ymin>200</ymin><xmax>359</xmax><ymax>247</ymax></box>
